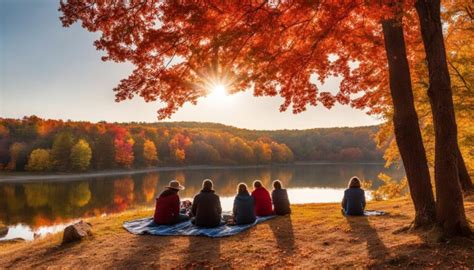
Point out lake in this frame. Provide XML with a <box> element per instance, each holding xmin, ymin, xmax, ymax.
<box><xmin>0</xmin><ymin>163</ymin><xmax>403</xmax><ymax>241</ymax></box>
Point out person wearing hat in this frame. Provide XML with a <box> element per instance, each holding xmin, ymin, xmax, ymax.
<box><xmin>191</xmin><ymin>179</ymin><xmax>222</xmax><ymax>227</ymax></box>
<box><xmin>153</xmin><ymin>180</ymin><xmax>190</xmax><ymax>225</ymax></box>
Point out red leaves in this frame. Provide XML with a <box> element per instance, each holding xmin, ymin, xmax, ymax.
<box><xmin>59</xmin><ymin>1</ymin><xmax>419</xmax><ymax>118</ymax></box>
<box><xmin>318</xmin><ymin>92</ymin><xmax>336</xmax><ymax>109</ymax></box>
<box><xmin>112</xmin><ymin>126</ymin><xmax>134</xmax><ymax>168</ymax></box>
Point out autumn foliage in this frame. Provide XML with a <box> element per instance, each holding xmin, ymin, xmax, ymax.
<box><xmin>0</xmin><ymin>116</ymin><xmax>383</xmax><ymax>172</ymax></box>
<box><xmin>58</xmin><ymin>1</ymin><xmax>415</xmax><ymax>119</ymax></box>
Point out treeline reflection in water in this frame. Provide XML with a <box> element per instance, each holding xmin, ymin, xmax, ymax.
<box><xmin>0</xmin><ymin>164</ymin><xmax>403</xmax><ymax>239</ymax></box>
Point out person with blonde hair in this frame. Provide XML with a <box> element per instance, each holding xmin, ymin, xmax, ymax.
<box><xmin>191</xmin><ymin>179</ymin><xmax>222</xmax><ymax>227</ymax></box>
<box><xmin>232</xmin><ymin>183</ymin><xmax>256</xmax><ymax>225</ymax></box>
<box><xmin>271</xmin><ymin>180</ymin><xmax>291</xmax><ymax>215</ymax></box>
<box><xmin>341</xmin><ymin>176</ymin><xmax>366</xmax><ymax>216</ymax></box>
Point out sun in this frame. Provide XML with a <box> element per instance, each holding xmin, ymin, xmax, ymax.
<box><xmin>211</xmin><ymin>83</ymin><xmax>227</xmax><ymax>96</ymax></box>
<box><xmin>208</xmin><ymin>82</ymin><xmax>228</xmax><ymax>99</ymax></box>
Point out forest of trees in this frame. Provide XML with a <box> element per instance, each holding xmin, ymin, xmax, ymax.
<box><xmin>57</xmin><ymin>0</ymin><xmax>472</xmax><ymax>237</ymax></box>
<box><xmin>0</xmin><ymin>116</ymin><xmax>383</xmax><ymax>172</ymax></box>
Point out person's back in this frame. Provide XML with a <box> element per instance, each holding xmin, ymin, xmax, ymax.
<box><xmin>251</xmin><ymin>180</ymin><xmax>273</xmax><ymax>216</ymax></box>
<box><xmin>192</xmin><ymin>179</ymin><xmax>222</xmax><ymax>227</ymax></box>
<box><xmin>341</xmin><ymin>176</ymin><xmax>366</xmax><ymax>216</ymax></box>
<box><xmin>233</xmin><ymin>183</ymin><xmax>256</xmax><ymax>225</ymax></box>
<box><xmin>154</xmin><ymin>180</ymin><xmax>188</xmax><ymax>225</ymax></box>
<box><xmin>271</xmin><ymin>180</ymin><xmax>291</xmax><ymax>215</ymax></box>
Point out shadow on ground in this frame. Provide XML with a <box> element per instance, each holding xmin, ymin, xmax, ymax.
<box><xmin>269</xmin><ymin>215</ymin><xmax>295</xmax><ymax>256</ymax></box>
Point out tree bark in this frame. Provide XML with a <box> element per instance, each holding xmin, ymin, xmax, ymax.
<box><xmin>415</xmin><ymin>0</ymin><xmax>471</xmax><ymax>236</ymax></box>
<box><xmin>457</xmin><ymin>146</ymin><xmax>474</xmax><ymax>194</ymax></box>
<box><xmin>381</xmin><ymin>19</ymin><xmax>436</xmax><ymax>228</ymax></box>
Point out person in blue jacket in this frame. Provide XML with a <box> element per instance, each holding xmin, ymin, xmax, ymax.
<box><xmin>341</xmin><ymin>176</ymin><xmax>366</xmax><ymax>216</ymax></box>
<box><xmin>232</xmin><ymin>183</ymin><xmax>257</xmax><ymax>225</ymax></box>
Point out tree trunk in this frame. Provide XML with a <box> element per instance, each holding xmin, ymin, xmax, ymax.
<box><xmin>457</xmin><ymin>146</ymin><xmax>474</xmax><ymax>194</ymax></box>
<box><xmin>381</xmin><ymin>19</ymin><xmax>436</xmax><ymax>228</ymax></box>
<box><xmin>415</xmin><ymin>0</ymin><xmax>471</xmax><ymax>236</ymax></box>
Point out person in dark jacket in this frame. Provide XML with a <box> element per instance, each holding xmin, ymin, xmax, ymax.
<box><xmin>191</xmin><ymin>179</ymin><xmax>222</xmax><ymax>227</ymax></box>
<box><xmin>271</xmin><ymin>180</ymin><xmax>291</xmax><ymax>215</ymax></box>
<box><xmin>233</xmin><ymin>183</ymin><xmax>257</xmax><ymax>225</ymax></box>
<box><xmin>341</xmin><ymin>176</ymin><xmax>366</xmax><ymax>216</ymax></box>
<box><xmin>251</xmin><ymin>180</ymin><xmax>273</xmax><ymax>216</ymax></box>
<box><xmin>153</xmin><ymin>180</ymin><xmax>190</xmax><ymax>225</ymax></box>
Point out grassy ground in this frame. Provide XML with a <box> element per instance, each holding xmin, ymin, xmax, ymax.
<box><xmin>1</xmin><ymin>197</ymin><xmax>473</xmax><ymax>269</ymax></box>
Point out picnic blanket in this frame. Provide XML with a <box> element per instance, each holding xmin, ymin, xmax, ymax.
<box><xmin>364</xmin><ymin>210</ymin><xmax>386</xmax><ymax>216</ymax></box>
<box><xmin>123</xmin><ymin>215</ymin><xmax>275</xmax><ymax>238</ymax></box>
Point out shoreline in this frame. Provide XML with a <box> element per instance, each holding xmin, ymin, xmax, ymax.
<box><xmin>0</xmin><ymin>161</ymin><xmax>386</xmax><ymax>183</ymax></box>
<box><xmin>1</xmin><ymin>198</ymin><xmax>473</xmax><ymax>269</ymax></box>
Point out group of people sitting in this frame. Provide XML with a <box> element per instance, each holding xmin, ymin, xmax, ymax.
<box><xmin>153</xmin><ymin>179</ymin><xmax>291</xmax><ymax>227</ymax></box>
<box><xmin>153</xmin><ymin>176</ymin><xmax>367</xmax><ymax>227</ymax></box>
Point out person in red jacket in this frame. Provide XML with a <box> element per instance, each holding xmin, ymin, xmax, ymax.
<box><xmin>251</xmin><ymin>180</ymin><xmax>274</xmax><ymax>216</ymax></box>
<box><xmin>153</xmin><ymin>180</ymin><xmax>190</xmax><ymax>225</ymax></box>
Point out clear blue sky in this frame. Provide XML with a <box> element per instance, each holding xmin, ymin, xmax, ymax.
<box><xmin>0</xmin><ymin>0</ymin><xmax>382</xmax><ymax>130</ymax></box>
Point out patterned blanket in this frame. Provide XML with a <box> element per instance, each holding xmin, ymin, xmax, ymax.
<box><xmin>123</xmin><ymin>215</ymin><xmax>275</xmax><ymax>238</ymax></box>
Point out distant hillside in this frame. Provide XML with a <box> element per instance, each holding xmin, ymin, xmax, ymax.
<box><xmin>139</xmin><ymin>121</ymin><xmax>383</xmax><ymax>162</ymax></box>
<box><xmin>0</xmin><ymin>116</ymin><xmax>383</xmax><ymax>172</ymax></box>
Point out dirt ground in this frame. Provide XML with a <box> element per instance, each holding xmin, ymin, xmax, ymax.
<box><xmin>1</xmin><ymin>197</ymin><xmax>473</xmax><ymax>269</ymax></box>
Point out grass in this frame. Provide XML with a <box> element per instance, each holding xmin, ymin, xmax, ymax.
<box><xmin>1</xmin><ymin>197</ymin><xmax>473</xmax><ymax>269</ymax></box>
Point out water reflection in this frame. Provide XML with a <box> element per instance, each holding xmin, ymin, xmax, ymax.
<box><xmin>0</xmin><ymin>163</ymin><xmax>403</xmax><ymax>241</ymax></box>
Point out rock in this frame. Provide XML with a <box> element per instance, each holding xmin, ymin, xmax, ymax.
<box><xmin>0</xmin><ymin>226</ymin><xmax>8</xmax><ymax>238</ymax></box>
<box><xmin>62</xmin><ymin>221</ymin><xmax>92</xmax><ymax>244</ymax></box>
<box><xmin>1</xmin><ymin>238</ymin><xmax>25</xmax><ymax>244</ymax></box>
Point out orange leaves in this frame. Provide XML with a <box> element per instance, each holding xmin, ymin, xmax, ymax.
<box><xmin>168</xmin><ymin>132</ymin><xmax>192</xmax><ymax>163</ymax></box>
<box><xmin>59</xmin><ymin>1</ymin><xmax>417</xmax><ymax>119</ymax></box>
<box><xmin>143</xmin><ymin>139</ymin><xmax>158</xmax><ymax>166</ymax></box>
<box><xmin>173</xmin><ymin>149</ymin><xmax>186</xmax><ymax>162</ymax></box>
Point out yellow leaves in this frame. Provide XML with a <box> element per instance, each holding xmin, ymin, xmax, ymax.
<box><xmin>26</xmin><ymin>148</ymin><xmax>52</xmax><ymax>172</ymax></box>
<box><xmin>70</xmin><ymin>139</ymin><xmax>92</xmax><ymax>171</ymax></box>
<box><xmin>378</xmin><ymin>0</ymin><xmax>474</xmax><ymax>173</ymax></box>
<box><xmin>371</xmin><ymin>173</ymin><xmax>408</xmax><ymax>201</ymax></box>
<box><xmin>143</xmin><ymin>139</ymin><xmax>158</xmax><ymax>165</ymax></box>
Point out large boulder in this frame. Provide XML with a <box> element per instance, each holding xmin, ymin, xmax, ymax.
<box><xmin>62</xmin><ymin>221</ymin><xmax>92</xmax><ymax>244</ymax></box>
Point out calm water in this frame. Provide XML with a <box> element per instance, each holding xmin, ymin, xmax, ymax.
<box><xmin>0</xmin><ymin>163</ymin><xmax>403</xmax><ymax>241</ymax></box>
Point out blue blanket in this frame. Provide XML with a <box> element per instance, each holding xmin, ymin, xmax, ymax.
<box><xmin>123</xmin><ymin>215</ymin><xmax>275</xmax><ymax>238</ymax></box>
